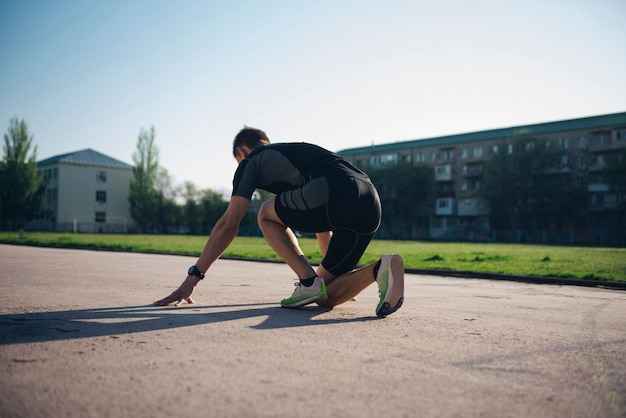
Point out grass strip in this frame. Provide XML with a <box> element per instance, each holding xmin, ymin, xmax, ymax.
<box><xmin>1</xmin><ymin>232</ymin><xmax>624</xmax><ymax>283</ymax></box>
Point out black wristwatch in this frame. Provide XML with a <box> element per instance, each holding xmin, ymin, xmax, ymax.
<box><xmin>188</xmin><ymin>265</ymin><xmax>205</xmax><ymax>280</ymax></box>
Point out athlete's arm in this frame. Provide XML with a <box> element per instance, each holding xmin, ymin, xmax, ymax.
<box><xmin>152</xmin><ymin>196</ymin><xmax>250</xmax><ymax>306</ymax></box>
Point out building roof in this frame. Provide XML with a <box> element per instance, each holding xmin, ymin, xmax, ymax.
<box><xmin>337</xmin><ymin>111</ymin><xmax>626</xmax><ymax>156</ymax></box>
<box><xmin>38</xmin><ymin>149</ymin><xmax>133</xmax><ymax>169</ymax></box>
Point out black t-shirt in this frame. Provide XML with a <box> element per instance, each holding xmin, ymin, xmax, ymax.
<box><xmin>231</xmin><ymin>142</ymin><xmax>366</xmax><ymax>200</ymax></box>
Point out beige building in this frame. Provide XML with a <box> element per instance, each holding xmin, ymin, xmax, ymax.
<box><xmin>338</xmin><ymin>112</ymin><xmax>626</xmax><ymax>244</ymax></box>
<box><xmin>37</xmin><ymin>149</ymin><xmax>134</xmax><ymax>232</ymax></box>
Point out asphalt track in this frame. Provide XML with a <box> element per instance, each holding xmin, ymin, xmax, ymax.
<box><xmin>1</xmin><ymin>244</ymin><xmax>625</xmax><ymax>418</ymax></box>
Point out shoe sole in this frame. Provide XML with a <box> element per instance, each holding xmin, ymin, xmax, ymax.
<box><xmin>281</xmin><ymin>279</ymin><xmax>328</xmax><ymax>308</ymax></box>
<box><xmin>376</xmin><ymin>255</ymin><xmax>405</xmax><ymax>318</ymax></box>
<box><xmin>281</xmin><ymin>293</ymin><xmax>327</xmax><ymax>308</ymax></box>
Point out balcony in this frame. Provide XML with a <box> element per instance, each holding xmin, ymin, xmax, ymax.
<box><xmin>436</xmin><ymin>190</ymin><xmax>456</xmax><ymax>198</ymax></box>
<box><xmin>435</xmin><ymin>165</ymin><xmax>453</xmax><ymax>181</ymax></box>
<box><xmin>588</xmin><ymin>163</ymin><xmax>609</xmax><ymax>172</ymax></box>
<box><xmin>458</xmin><ymin>198</ymin><xmax>490</xmax><ymax>216</ymax></box>
<box><xmin>462</xmin><ymin>165</ymin><xmax>483</xmax><ymax>177</ymax></box>
<box><xmin>542</xmin><ymin>165</ymin><xmax>572</xmax><ymax>174</ymax></box>
<box><xmin>436</xmin><ymin>198</ymin><xmax>455</xmax><ymax>215</ymax></box>
<box><xmin>588</xmin><ymin>141</ymin><xmax>613</xmax><ymax>152</ymax></box>
<box><xmin>588</xmin><ymin>183</ymin><xmax>610</xmax><ymax>192</ymax></box>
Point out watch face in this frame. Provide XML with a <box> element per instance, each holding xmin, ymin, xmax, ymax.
<box><xmin>188</xmin><ymin>266</ymin><xmax>203</xmax><ymax>278</ymax></box>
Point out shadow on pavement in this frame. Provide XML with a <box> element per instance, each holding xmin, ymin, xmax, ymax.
<box><xmin>0</xmin><ymin>303</ymin><xmax>377</xmax><ymax>345</ymax></box>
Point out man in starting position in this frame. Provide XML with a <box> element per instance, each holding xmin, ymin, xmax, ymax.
<box><xmin>153</xmin><ymin>127</ymin><xmax>404</xmax><ymax>317</ymax></box>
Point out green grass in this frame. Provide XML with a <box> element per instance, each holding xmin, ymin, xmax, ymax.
<box><xmin>1</xmin><ymin>232</ymin><xmax>625</xmax><ymax>283</ymax></box>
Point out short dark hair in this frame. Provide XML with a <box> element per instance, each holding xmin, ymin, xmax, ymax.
<box><xmin>233</xmin><ymin>126</ymin><xmax>270</xmax><ymax>157</ymax></box>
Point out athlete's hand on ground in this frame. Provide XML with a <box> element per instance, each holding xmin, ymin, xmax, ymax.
<box><xmin>153</xmin><ymin>276</ymin><xmax>200</xmax><ymax>306</ymax></box>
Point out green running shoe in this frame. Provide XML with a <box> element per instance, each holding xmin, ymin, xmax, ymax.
<box><xmin>376</xmin><ymin>254</ymin><xmax>405</xmax><ymax>318</ymax></box>
<box><xmin>281</xmin><ymin>276</ymin><xmax>327</xmax><ymax>308</ymax></box>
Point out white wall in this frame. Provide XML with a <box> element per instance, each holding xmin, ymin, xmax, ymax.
<box><xmin>55</xmin><ymin>164</ymin><xmax>133</xmax><ymax>232</ymax></box>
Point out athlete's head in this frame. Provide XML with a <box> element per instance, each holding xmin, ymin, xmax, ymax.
<box><xmin>233</xmin><ymin>126</ymin><xmax>270</xmax><ymax>158</ymax></box>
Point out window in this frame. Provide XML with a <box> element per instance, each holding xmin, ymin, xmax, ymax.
<box><xmin>460</xmin><ymin>149</ymin><xmax>468</xmax><ymax>159</ymax></box>
<box><xmin>430</xmin><ymin>152</ymin><xmax>437</xmax><ymax>162</ymax></box>
<box><xmin>578</xmin><ymin>137</ymin><xmax>588</xmax><ymax>150</ymax></box>
<box><xmin>97</xmin><ymin>171</ymin><xmax>107</xmax><ymax>182</ymax></box>
<box><xmin>370</xmin><ymin>154</ymin><xmax>397</xmax><ymax>166</ymax></box>
<box><xmin>558</xmin><ymin>138</ymin><xmax>569</xmax><ymax>150</ymax></box>
<box><xmin>380</xmin><ymin>153</ymin><xmax>398</xmax><ymax>165</ymax></box>
<box><xmin>46</xmin><ymin>188</ymin><xmax>58</xmax><ymax>204</ymax></box>
<box><xmin>436</xmin><ymin>198</ymin><xmax>454</xmax><ymax>215</ymax></box>
<box><xmin>491</xmin><ymin>145</ymin><xmax>499</xmax><ymax>155</ymax></box>
<box><xmin>415</xmin><ymin>153</ymin><xmax>425</xmax><ymax>163</ymax></box>
<box><xmin>436</xmin><ymin>165</ymin><xmax>450</xmax><ymax>175</ymax></box>
<box><xmin>473</xmin><ymin>147</ymin><xmax>483</xmax><ymax>158</ymax></box>
<box><xmin>549</xmin><ymin>156</ymin><xmax>560</xmax><ymax>167</ymax></box>
<box><xmin>507</xmin><ymin>144</ymin><xmax>514</xmax><ymax>154</ymax></box>
<box><xmin>95</xmin><ymin>212</ymin><xmax>106</xmax><ymax>223</ymax></box>
<box><xmin>96</xmin><ymin>191</ymin><xmax>107</xmax><ymax>203</ymax></box>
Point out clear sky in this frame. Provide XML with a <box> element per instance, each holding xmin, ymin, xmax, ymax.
<box><xmin>1</xmin><ymin>0</ymin><xmax>625</xmax><ymax>195</ymax></box>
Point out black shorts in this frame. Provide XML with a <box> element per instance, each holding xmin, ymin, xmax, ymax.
<box><xmin>275</xmin><ymin>174</ymin><xmax>382</xmax><ymax>276</ymax></box>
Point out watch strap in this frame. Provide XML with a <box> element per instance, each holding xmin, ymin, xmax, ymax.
<box><xmin>188</xmin><ymin>265</ymin><xmax>205</xmax><ymax>279</ymax></box>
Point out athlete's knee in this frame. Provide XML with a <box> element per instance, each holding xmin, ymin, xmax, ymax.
<box><xmin>257</xmin><ymin>198</ymin><xmax>277</xmax><ymax>223</ymax></box>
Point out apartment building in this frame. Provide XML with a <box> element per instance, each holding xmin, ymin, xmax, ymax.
<box><xmin>337</xmin><ymin>112</ymin><xmax>626</xmax><ymax>244</ymax></box>
<box><xmin>37</xmin><ymin>149</ymin><xmax>134</xmax><ymax>232</ymax></box>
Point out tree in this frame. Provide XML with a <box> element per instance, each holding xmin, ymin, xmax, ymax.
<box><xmin>596</xmin><ymin>148</ymin><xmax>626</xmax><ymax>243</ymax></box>
<box><xmin>0</xmin><ymin>118</ymin><xmax>44</xmax><ymax>230</ymax></box>
<box><xmin>605</xmin><ymin>148</ymin><xmax>626</xmax><ymax>211</ymax></box>
<box><xmin>154</xmin><ymin>167</ymin><xmax>181</xmax><ymax>232</ymax></box>
<box><xmin>482</xmin><ymin>137</ymin><xmax>545</xmax><ymax>236</ymax></box>
<box><xmin>177</xmin><ymin>183</ymin><xmax>229</xmax><ymax>234</ymax></box>
<box><xmin>368</xmin><ymin>162</ymin><xmax>435</xmax><ymax>239</ymax></box>
<box><xmin>199</xmin><ymin>188</ymin><xmax>229</xmax><ymax>234</ymax></box>
<box><xmin>482</xmin><ymin>136</ymin><xmax>589</xmax><ymax>241</ymax></box>
<box><xmin>181</xmin><ymin>180</ymin><xmax>200</xmax><ymax>233</ymax></box>
<box><xmin>128</xmin><ymin>126</ymin><xmax>159</xmax><ymax>232</ymax></box>
<box><xmin>482</xmin><ymin>139</ymin><xmax>519</xmax><ymax>232</ymax></box>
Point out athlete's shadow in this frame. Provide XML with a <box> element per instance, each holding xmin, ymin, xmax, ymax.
<box><xmin>0</xmin><ymin>303</ymin><xmax>377</xmax><ymax>345</ymax></box>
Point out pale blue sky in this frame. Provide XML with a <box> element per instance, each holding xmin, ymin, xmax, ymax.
<box><xmin>1</xmin><ymin>0</ymin><xmax>625</xmax><ymax>194</ymax></box>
